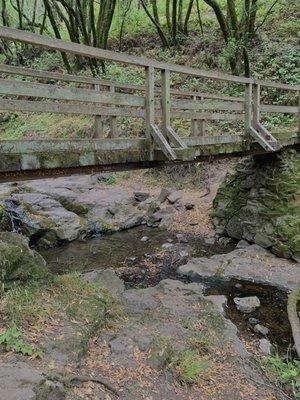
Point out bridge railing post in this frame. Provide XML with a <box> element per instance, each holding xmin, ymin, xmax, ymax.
<box><xmin>253</xmin><ymin>83</ymin><xmax>260</xmax><ymax>129</ymax></box>
<box><xmin>145</xmin><ymin>66</ymin><xmax>155</xmax><ymax>158</ymax></box>
<box><xmin>244</xmin><ymin>82</ymin><xmax>253</xmax><ymax>136</ymax></box>
<box><xmin>191</xmin><ymin>95</ymin><xmax>198</xmax><ymax>136</ymax></box>
<box><xmin>93</xmin><ymin>83</ymin><xmax>104</xmax><ymax>138</ymax></box>
<box><xmin>191</xmin><ymin>96</ymin><xmax>206</xmax><ymax>137</ymax></box>
<box><xmin>108</xmin><ymin>85</ymin><xmax>117</xmax><ymax>138</ymax></box>
<box><xmin>161</xmin><ymin>68</ymin><xmax>171</xmax><ymax>136</ymax></box>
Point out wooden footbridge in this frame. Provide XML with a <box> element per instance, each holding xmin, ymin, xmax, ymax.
<box><xmin>0</xmin><ymin>27</ymin><xmax>299</xmax><ymax>181</ymax></box>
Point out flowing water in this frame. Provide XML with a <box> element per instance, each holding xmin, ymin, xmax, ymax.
<box><xmin>40</xmin><ymin>225</ymin><xmax>296</xmax><ymax>356</ymax></box>
<box><xmin>40</xmin><ymin>225</ymin><xmax>232</xmax><ymax>274</ymax></box>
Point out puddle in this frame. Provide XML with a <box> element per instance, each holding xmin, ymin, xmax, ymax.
<box><xmin>40</xmin><ymin>225</ymin><xmax>233</xmax><ymax>275</ymax></box>
<box><xmin>204</xmin><ymin>279</ymin><xmax>295</xmax><ymax>355</ymax></box>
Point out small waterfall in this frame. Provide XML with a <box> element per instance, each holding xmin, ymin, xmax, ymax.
<box><xmin>2</xmin><ymin>199</ymin><xmax>27</xmax><ymax>233</ymax></box>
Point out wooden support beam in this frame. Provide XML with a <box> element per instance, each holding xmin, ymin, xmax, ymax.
<box><xmin>108</xmin><ymin>86</ymin><xmax>118</xmax><ymax>138</ymax></box>
<box><xmin>161</xmin><ymin>69</ymin><xmax>171</xmax><ymax>134</ymax></box>
<box><xmin>191</xmin><ymin>96</ymin><xmax>199</xmax><ymax>136</ymax></box>
<box><xmin>150</xmin><ymin>124</ymin><xmax>177</xmax><ymax>160</ymax></box>
<box><xmin>165</xmin><ymin>126</ymin><xmax>187</xmax><ymax>149</ymax></box>
<box><xmin>252</xmin><ymin>84</ymin><xmax>260</xmax><ymax>129</ymax></box>
<box><xmin>191</xmin><ymin>96</ymin><xmax>206</xmax><ymax>137</ymax></box>
<box><xmin>244</xmin><ymin>83</ymin><xmax>252</xmax><ymax>135</ymax></box>
<box><xmin>145</xmin><ymin>66</ymin><xmax>155</xmax><ymax>158</ymax></box>
<box><xmin>93</xmin><ymin>84</ymin><xmax>104</xmax><ymax>138</ymax></box>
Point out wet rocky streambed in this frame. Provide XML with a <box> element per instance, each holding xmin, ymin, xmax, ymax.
<box><xmin>40</xmin><ymin>225</ymin><xmax>296</xmax><ymax>356</ymax></box>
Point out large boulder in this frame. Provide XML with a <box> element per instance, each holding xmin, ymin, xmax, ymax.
<box><xmin>0</xmin><ymin>175</ymin><xmax>169</xmax><ymax>249</ymax></box>
<box><xmin>213</xmin><ymin>150</ymin><xmax>300</xmax><ymax>261</ymax></box>
<box><xmin>0</xmin><ymin>232</ymin><xmax>47</xmax><ymax>283</ymax></box>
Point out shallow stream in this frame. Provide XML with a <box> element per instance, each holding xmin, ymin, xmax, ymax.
<box><xmin>40</xmin><ymin>225</ymin><xmax>296</xmax><ymax>356</ymax></box>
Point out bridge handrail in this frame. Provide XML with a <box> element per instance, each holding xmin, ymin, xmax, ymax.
<box><xmin>0</xmin><ymin>27</ymin><xmax>251</xmax><ymax>84</ymax></box>
<box><xmin>0</xmin><ymin>27</ymin><xmax>298</xmax><ymax>146</ymax></box>
<box><xmin>1</xmin><ymin>27</ymin><xmax>300</xmax><ymax>91</ymax></box>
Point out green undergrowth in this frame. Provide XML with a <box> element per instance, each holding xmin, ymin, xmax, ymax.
<box><xmin>0</xmin><ymin>326</ymin><xmax>42</xmax><ymax>358</ymax></box>
<box><xmin>150</xmin><ymin>335</ymin><xmax>210</xmax><ymax>384</ymax></box>
<box><xmin>0</xmin><ymin>272</ymin><xmax>121</xmax><ymax>357</ymax></box>
<box><xmin>149</xmin><ymin>307</ymin><xmax>224</xmax><ymax>384</ymax></box>
<box><xmin>262</xmin><ymin>353</ymin><xmax>300</xmax><ymax>399</ymax></box>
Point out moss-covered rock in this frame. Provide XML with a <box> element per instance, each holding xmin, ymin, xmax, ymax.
<box><xmin>213</xmin><ymin>149</ymin><xmax>300</xmax><ymax>261</ymax></box>
<box><xmin>0</xmin><ymin>232</ymin><xmax>48</xmax><ymax>285</ymax></box>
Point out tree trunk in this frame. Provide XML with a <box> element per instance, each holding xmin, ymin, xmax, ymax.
<box><xmin>172</xmin><ymin>0</ymin><xmax>177</xmax><ymax>42</ymax></box>
<box><xmin>183</xmin><ymin>0</ymin><xmax>194</xmax><ymax>35</ymax></box>
<box><xmin>43</xmin><ymin>0</ymin><xmax>72</xmax><ymax>73</ymax></box>
<box><xmin>203</xmin><ymin>0</ymin><xmax>229</xmax><ymax>43</ymax></box>
<box><xmin>166</xmin><ymin>0</ymin><xmax>171</xmax><ymax>33</ymax></box>
<box><xmin>140</xmin><ymin>0</ymin><xmax>169</xmax><ymax>47</ymax></box>
<box><xmin>178</xmin><ymin>0</ymin><xmax>183</xmax><ymax>32</ymax></box>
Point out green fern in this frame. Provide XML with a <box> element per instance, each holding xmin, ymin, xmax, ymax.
<box><xmin>0</xmin><ymin>327</ymin><xmax>42</xmax><ymax>358</ymax></box>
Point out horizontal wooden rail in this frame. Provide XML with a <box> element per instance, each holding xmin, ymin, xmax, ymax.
<box><xmin>0</xmin><ymin>27</ymin><xmax>251</xmax><ymax>84</ymax></box>
<box><xmin>0</xmin><ymin>98</ymin><xmax>246</xmax><ymax>122</ymax></box>
<box><xmin>0</xmin><ymin>99</ymin><xmax>145</xmax><ymax>117</ymax></box>
<box><xmin>260</xmin><ymin>104</ymin><xmax>298</xmax><ymax>114</ymax></box>
<box><xmin>172</xmin><ymin>99</ymin><xmax>244</xmax><ymax>112</ymax></box>
<box><xmin>0</xmin><ymin>64</ymin><xmax>244</xmax><ymax>103</ymax></box>
<box><xmin>0</xmin><ymin>78</ymin><xmax>145</xmax><ymax>107</ymax></box>
<box><xmin>254</xmin><ymin>79</ymin><xmax>300</xmax><ymax>92</ymax></box>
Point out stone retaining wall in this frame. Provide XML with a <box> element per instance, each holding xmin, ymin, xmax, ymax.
<box><xmin>213</xmin><ymin>149</ymin><xmax>300</xmax><ymax>262</ymax></box>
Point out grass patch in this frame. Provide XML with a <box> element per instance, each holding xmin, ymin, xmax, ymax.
<box><xmin>262</xmin><ymin>353</ymin><xmax>300</xmax><ymax>399</ymax></box>
<box><xmin>176</xmin><ymin>350</ymin><xmax>209</xmax><ymax>384</ymax></box>
<box><xmin>1</xmin><ymin>273</ymin><xmax>110</xmax><ymax>326</ymax></box>
<box><xmin>0</xmin><ymin>273</ymin><xmax>121</xmax><ymax>356</ymax></box>
<box><xmin>150</xmin><ymin>335</ymin><xmax>210</xmax><ymax>385</ymax></box>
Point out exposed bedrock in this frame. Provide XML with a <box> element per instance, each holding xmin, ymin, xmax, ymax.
<box><xmin>213</xmin><ymin>149</ymin><xmax>300</xmax><ymax>262</ymax></box>
<box><xmin>0</xmin><ymin>174</ymin><xmax>179</xmax><ymax>249</ymax></box>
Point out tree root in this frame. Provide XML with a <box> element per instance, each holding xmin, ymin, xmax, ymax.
<box><xmin>49</xmin><ymin>373</ymin><xmax>119</xmax><ymax>398</ymax></box>
<box><xmin>287</xmin><ymin>284</ymin><xmax>300</xmax><ymax>358</ymax></box>
<box><xmin>69</xmin><ymin>374</ymin><xmax>119</xmax><ymax>397</ymax></box>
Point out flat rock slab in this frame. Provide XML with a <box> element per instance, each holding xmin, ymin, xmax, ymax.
<box><xmin>0</xmin><ymin>361</ymin><xmax>43</xmax><ymax>400</ymax></box>
<box><xmin>177</xmin><ymin>244</ymin><xmax>300</xmax><ymax>292</ymax></box>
